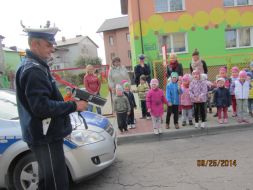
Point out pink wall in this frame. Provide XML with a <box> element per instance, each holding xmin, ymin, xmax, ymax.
<box><xmin>103</xmin><ymin>28</ymin><xmax>131</xmax><ymax>68</ymax></box>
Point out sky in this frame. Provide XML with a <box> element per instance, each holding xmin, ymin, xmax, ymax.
<box><xmin>0</xmin><ymin>0</ymin><xmax>123</xmax><ymax>64</ymax></box>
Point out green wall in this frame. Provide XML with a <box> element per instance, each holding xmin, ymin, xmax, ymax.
<box><xmin>4</xmin><ymin>51</ymin><xmax>21</xmax><ymax>71</ymax></box>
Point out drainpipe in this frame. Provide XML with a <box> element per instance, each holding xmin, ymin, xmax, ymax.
<box><xmin>137</xmin><ymin>0</ymin><xmax>144</xmax><ymax>54</ymax></box>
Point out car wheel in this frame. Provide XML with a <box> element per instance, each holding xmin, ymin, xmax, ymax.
<box><xmin>13</xmin><ymin>153</ymin><xmax>39</xmax><ymax>190</ymax></box>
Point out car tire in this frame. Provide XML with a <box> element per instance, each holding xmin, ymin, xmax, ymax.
<box><xmin>13</xmin><ymin>153</ymin><xmax>39</xmax><ymax>190</ymax></box>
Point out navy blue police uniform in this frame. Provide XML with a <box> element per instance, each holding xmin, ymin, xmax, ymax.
<box><xmin>16</xmin><ymin>27</ymin><xmax>76</xmax><ymax>190</ymax></box>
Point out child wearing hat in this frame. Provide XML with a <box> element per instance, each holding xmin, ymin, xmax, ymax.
<box><xmin>213</xmin><ymin>78</ymin><xmax>231</xmax><ymax>124</ymax></box>
<box><xmin>180</xmin><ymin>74</ymin><xmax>193</xmax><ymax>126</ymax></box>
<box><xmin>113</xmin><ymin>84</ymin><xmax>131</xmax><ymax>133</ymax></box>
<box><xmin>189</xmin><ymin>70</ymin><xmax>208</xmax><ymax>128</ymax></box>
<box><xmin>63</xmin><ymin>86</ymin><xmax>75</xmax><ymax>102</ymax></box>
<box><xmin>247</xmin><ymin>72</ymin><xmax>253</xmax><ymax>117</ymax></box>
<box><xmin>136</xmin><ymin>75</ymin><xmax>151</xmax><ymax>119</ymax></box>
<box><xmin>166</xmin><ymin>72</ymin><xmax>181</xmax><ymax>129</ymax></box>
<box><xmin>146</xmin><ymin>79</ymin><xmax>168</xmax><ymax>134</ymax></box>
<box><xmin>233</xmin><ymin>70</ymin><xmax>251</xmax><ymax>123</ymax></box>
<box><xmin>123</xmin><ymin>82</ymin><xmax>137</xmax><ymax>129</ymax></box>
<box><xmin>229</xmin><ymin>66</ymin><xmax>239</xmax><ymax>117</ymax></box>
<box><xmin>213</xmin><ymin>67</ymin><xmax>230</xmax><ymax>117</ymax></box>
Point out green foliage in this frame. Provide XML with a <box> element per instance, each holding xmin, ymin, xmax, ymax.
<box><xmin>75</xmin><ymin>56</ymin><xmax>102</xmax><ymax>67</ymax></box>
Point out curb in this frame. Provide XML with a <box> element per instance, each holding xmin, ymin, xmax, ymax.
<box><xmin>117</xmin><ymin>123</ymin><xmax>253</xmax><ymax>145</ymax></box>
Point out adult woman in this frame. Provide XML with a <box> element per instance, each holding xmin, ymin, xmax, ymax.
<box><xmin>108</xmin><ymin>57</ymin><xmax>131</xmax><ymax>94</ymax></box>
<box><xmin>134</xmin><ymin>54</ymin><xmax>151</xmax><ymax>86</ymax></box>
<box><xmin>83</xmin><ymin>64</ymin><xmax>101</xmax><ymax>114</ymax></box>
<box><xmin>190</xmin><ymin>49</ymin><xmax>208</xmax><ymax>74</ymax></box>
<box><xmin>167</xmin><ymin>53</ymin><xmax>183</xmax><ymax>78</ymax></box>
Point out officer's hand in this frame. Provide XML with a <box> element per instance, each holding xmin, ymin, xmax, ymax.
<box><xmin>75</xmin><ymin>100</ymin><xmax>88</xmax><ymax>111</ymax></box>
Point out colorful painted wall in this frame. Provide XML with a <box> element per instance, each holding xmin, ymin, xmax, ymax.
<box><xmin>4</xmin><ymin>50</ymin><xmax>21</xmax><ymax>71</ymax></box>
<box><xmin>128</xmin><ymin>0</ymin><xmax>253</xmax><ymax>68</ymax></box>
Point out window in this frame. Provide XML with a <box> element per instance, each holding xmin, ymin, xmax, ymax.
<box><xmin>158</xmin><ymin>32</ymin><xmax>188</xmax><ymax>53</ymax></box>
<box><xmin>155</xmin><ymin>0</ymin><xmax>185</xmax><ymax>13</ymax></box>
<box><xmin>109</xmin><ymin>36</ymin><xmax>114</xmax><ymax>46</ymax></box>
<box><xmin>224</xmin><ymin>0</ymin><xmax>252</xmax><ymax>6</ymax></box>
<box><xmin>126</xmin><ymin>33</ymin><xmax>130</xmax><ymax>42</ymax></box>
<box><xmin>128</xmin><ymin>50</ymin><xmax>131</xmax><ymax>59</ymax></box>
<box><xmin>110</xmin><ymin>53</ymin><xmax>115</xmax><ymax>60</ymax></box>
<box><xmin>225</xmin><ymin>27</ymin><xmax>253</xmax><ymax>48</ymax></box>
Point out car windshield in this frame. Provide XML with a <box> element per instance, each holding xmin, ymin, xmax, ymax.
<box><xmin>0</xmin><ymin>91</ymin><xmax>19</xmax><ymax>120</ymax></box>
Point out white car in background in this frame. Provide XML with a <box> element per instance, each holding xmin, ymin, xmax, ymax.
<box><xmin>0</xmin><ymin>89</ymin><xmax>117</xmax><ymax>190</ymax></box>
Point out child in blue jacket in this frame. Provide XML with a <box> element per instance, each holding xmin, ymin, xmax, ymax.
<box><xmin>166</xmin><ymin>72</ymin><xmax>181</xmax><ymax>129</ymax></box>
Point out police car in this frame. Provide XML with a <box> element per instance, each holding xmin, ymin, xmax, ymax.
<box><xmin>0</xmin><ymin>89</ymin><xmax>117</xmax><ymax>190</ymax></box>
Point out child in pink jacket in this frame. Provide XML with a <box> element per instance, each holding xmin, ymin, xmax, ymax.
<box><xmin>180</xmin><ymin>74</ymin><xmax>193</xmax><ymax>126</ymax></box>
<box><xmin>146</xmin><ymin>79</ymin><xmax>168</xmax><ymax>134</ymax></box>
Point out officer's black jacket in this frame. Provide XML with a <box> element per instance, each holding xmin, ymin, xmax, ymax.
<box><xmin>16</xmin><ymin>50</ymin><xmax>76</xmax><ymax>145</ymax></box>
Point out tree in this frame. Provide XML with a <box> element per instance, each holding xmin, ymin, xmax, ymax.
<box><xmin>75</xmin><ymin>56</ymin><xmax>102</xmax><ymax>67</ymax></box>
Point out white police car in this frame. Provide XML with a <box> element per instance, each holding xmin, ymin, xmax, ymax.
<box><xmin>0</xmin><ymin>89</ymin><xmax>117</xmax><ymax>190</ymax></box>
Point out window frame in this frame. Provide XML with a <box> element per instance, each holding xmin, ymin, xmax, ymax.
<box><xmin>154</xmin><ymin>0</ymin><xmax>185</xmax><ymax>13</ymax></box>
<box><xmin>224</xmin><ymin>0</ymin><xmax>253</xmax><ymax>7</ymax></box>
<box><xmin>109</xmin><ymin>36</ymin><xmax>114</xmax><ymax>46</ymax></box>
<box><xmin>158</xmin><ymin>32</ymin><xmax>188</xmax><ymax>54</ymax></box>
<box><xmin>126</xmin><ymin>33</ymin><xmax>130</xmax><ymax>42</ymax></box>
<box><xmin>225</xmin><ymin>27</ymin><xmax>253</xmax><ymax>49</ymax></box>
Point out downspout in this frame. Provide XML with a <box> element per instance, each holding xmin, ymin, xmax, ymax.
<box><xmin>137</xmin><ymin>0</ymin><xmax>144</xmax><ymax>54</ymax></box>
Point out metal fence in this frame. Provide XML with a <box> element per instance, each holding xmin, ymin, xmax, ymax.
<box><xmin>152</xmin><ymin>53</ymin><xmax>253</xmax><ymax>90</ymax></box>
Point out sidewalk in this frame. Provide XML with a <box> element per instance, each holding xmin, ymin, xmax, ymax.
<box><xmin>107</xmin><ymin>88</ymin><xmax>253</xmax><ymax>145</ymax></box>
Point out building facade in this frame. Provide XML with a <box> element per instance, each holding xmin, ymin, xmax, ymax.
<box><xmin>97</xmin><ymin>16</ymin><xmax>132</xmax><ymax>69</ymax></box>
<box><xmin>53</xmin><ymin>35</ymin><xmax>99</xmax><ymax>70</ymax></box>
<box><xmin>121</xmin><ymin>0</ymin><xmax>253</xmax><ymax>71</ymax></box>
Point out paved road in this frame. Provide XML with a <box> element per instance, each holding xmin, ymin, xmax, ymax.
<box><xmin>71</xmin><ymin>128</ymin><xmax>253</xmax><ymax>190</ymax></box>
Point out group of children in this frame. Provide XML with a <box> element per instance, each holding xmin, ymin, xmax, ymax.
<box><xmin>113</xmin><ymin>62</ymin><xmax>253</xmax><ymax>135</ymax></box>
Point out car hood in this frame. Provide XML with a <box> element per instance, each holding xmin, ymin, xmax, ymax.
<box><xmin>78</xmin><ymin>111</ymin><xmax>110</xmax><ymax>132</ymax></box>
<box><xmin>0</xmin><ymin>119</ymin><xmax>22</xmax><ymax>138</ymax></box>
<box><xmin>0</xmin><ymin>112</ymin><xmax>109</xmax><ymax>137</ymax></box>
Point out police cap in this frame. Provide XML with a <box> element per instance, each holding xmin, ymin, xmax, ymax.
<box><xmin>24</xmin><ymin>27</ymin><xmax>59</xmax><ymax>45</ymax></box>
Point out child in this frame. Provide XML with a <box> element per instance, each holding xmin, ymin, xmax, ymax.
<box><xmin>229</xmin><ymin>66</ymin><xmax>239</xmax><ymax>117</ymax></box>
<box><xmin>247</xmin><ymin>72</ymin><xmax>253</xmax><ymax>117</ymax></box>
<box><xmin>234</xmin><ymin>70</ymin><xmax>250</xmax><ymax>123</ymax></box>
<box><xmin>166</xmin><ymin>72</ymin><xmax>181</xmax><ymax>129</ymax></box>
<box><xmin>180</xmin><ymin>74</ymin><xmax>193</xmax><ymax>126</ymax></box>
<box><xmin>123</xmin><ymin>82</ymin><xmax>137</xmax><ymax>129</ymax></box>
<box><xmin>213</xmin><ymin>67</ymin><xmax>230</xmax><ymax>117</ymax></box>
<box><xmin>83</xmin><ymin>64</ymin><xmax>101</xmax><ymax>114</ymax></box>
<box><xmin>63</xmin><ymin>86</ymin><xmax>75</xmax><ymax>102</ymax></box>
<box><xmin>113</xmin><ymin>84</ymin><xmax>130</xmax><ymax>133</ymax></box>
<box><xmin>201</xmin><ymin>73</ymin><xmax>214</xmax><ymax>116</ymax></box>
<box><xmin>146</xmin><ymin>79</ymin><xmax>168</xmax><ymax>134</ymax></box>
<box><xmin>213</xmin><ymin>78</ymin><xmax>231</xmax><ymax>124</ymax></box>
<box><xmin>136</xmin><ymin>75</ymin><xmax>151</xmax><ymax>119</ymax></box>
<box><xmin>189</xmin><ymin>70</ymin><xmax>208</xmax><ymax>128</ymax></box>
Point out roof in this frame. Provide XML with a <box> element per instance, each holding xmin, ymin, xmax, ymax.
<box><xmin>56</xmin><ymin>36</ymin><xmax>99</xmax><ymax>48</ymax></box>
<box><xmin>0</xmin><ymin>35</ymin><xmax>5</xmax><ymax>40</ymax></box>
<box><xmin>3</xmin><ymin>47</ymin><xmax>15</xmax><ymax>52</ymax></box>
<box><xmin>97</xmin><ymin>16</ymin><xmax>129</xmax><ymax>33</ymax></box>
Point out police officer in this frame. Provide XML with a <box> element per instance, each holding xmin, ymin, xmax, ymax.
<box><xmin>16</xmin><ymin>25</ymin><xmax>87</xmax><ymax>190</ymax></box>
<box><xmin>134</xmin><ymin>54</ymin><xmax>151</xmax><ymax>86</ymax></box>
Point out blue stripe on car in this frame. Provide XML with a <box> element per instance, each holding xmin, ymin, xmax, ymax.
<box><xmin>64</xmin><ymin>139</ymin><xmax>78</xmax><ymax>149</ymax></box>
<box><xmin>0</xmin><ymin>137</ymin><xmax>21</xmax><ymax>154</ymax></box>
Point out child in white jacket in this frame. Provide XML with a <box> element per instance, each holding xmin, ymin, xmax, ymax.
<box><xmin>234</xmin><ymin>70</ymin><xmax>250</xmax><ymax>123</ymax></box>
